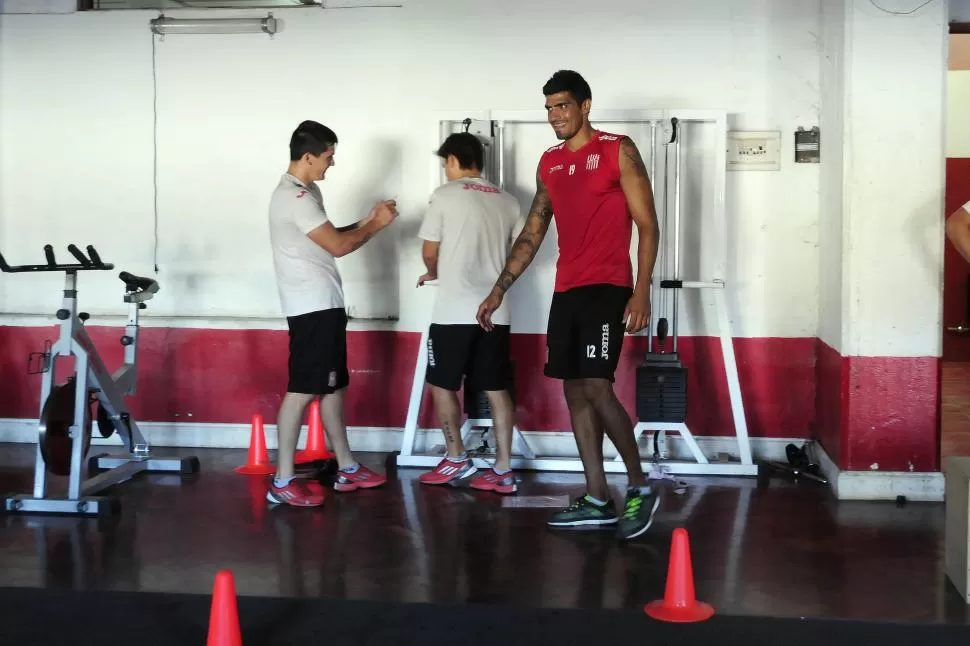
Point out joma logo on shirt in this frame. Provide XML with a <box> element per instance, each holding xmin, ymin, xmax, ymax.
<box><xmin>463</xmin><ymin>184</ymin><xmax>500</xmax><ymax>194</ymax></box>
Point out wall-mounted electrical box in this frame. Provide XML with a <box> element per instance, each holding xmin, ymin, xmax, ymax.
<box><xmin>727</xmin><ymin>131</ymin><xmax>781</xmax><ymax>171</ymax></box>
<box><xmin>794</xmin><ymin>126</ymin><xmax>820</xmax><ymax>163</ymax></box>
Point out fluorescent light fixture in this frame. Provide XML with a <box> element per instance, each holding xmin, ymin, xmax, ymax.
<box><xmin>150</xmin><ymin>14</ymin><xmax>278</xmax><ymax>35</ymax></box>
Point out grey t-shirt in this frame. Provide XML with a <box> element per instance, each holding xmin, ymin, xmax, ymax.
<box><xmin>418</xmin><ymin>177</ymin><xmax>523</xmax><ymax>326</ymax></box>
<box><xmin>268</xmin><ymin>173</ymin><xmax>344</xmax><ymax>317</ymax></box>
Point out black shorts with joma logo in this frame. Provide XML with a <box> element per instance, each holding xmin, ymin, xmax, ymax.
<box><xmin>544</xmin><ymin>283</ymin><xmax>632</xmax><ymax>382</ymax></box>
<box><xmin>286</xmin><ymin>307</ymin><xmax>350</xmax><ymax>395</ymax></box>
<box><xmin>425</xmin><ymin>324</ymin><xmax>511</xmax><ymax>393</ymax></box>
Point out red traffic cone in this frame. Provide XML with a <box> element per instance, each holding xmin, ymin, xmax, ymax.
<box><xmin>207</xmin><ymin>569</ymin><xmax>243</xmax><ymax>646</ymax></box>
<box><xmin>235</xmin><ymin>414</ymin><xmax>275</xmax><ymax>475</ymax></box>
<box><xmin>296</xmin><ymin>399</ymin><xmax>336</xmax><ymax>464</ymax></box>
<box><xmin>644</xmin><ymin>527</ymin><xmax>715</xmax><ymax>623</ymax></box>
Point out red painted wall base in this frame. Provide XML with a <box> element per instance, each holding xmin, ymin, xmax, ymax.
<box><xmin>0</xmin><ymin>326</ymin><xmax>940</xmax><ymax>471</ymax></box>
<box><xmin>815</xmin><ymin>340</ymin><xmax>940</xmax><ymax>472</ymax></box>
<box><xmin>0</xmin><ymin>326</ymin><xmax>815</xmax><ymax>440</ymax></box>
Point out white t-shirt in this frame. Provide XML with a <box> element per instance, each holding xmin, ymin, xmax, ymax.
<box><xmin>268</xmin><ymin>173</ymin><xmax>344</xmax><ymax>317</ymax></box>
<box><xmin>418</xmin><ymin>176</ymin><xmax>523</xmax><ymax>326</ymax></box>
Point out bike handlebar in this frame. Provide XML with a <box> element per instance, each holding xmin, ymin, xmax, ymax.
<box><xmin>0</xmin><ymin>244</ymin><xmax>114</xmax><ymax>273</ymax></box>
<box><xmin>0</xmin><ymin>245</ymin><xmax>160</xmax><ymax>303</ymax></box>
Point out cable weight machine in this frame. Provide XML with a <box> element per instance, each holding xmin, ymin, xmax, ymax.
<box><xmin>397</xmin><ymin>109</ymin><xmax>754</xmax><ymax>477</ymax></box>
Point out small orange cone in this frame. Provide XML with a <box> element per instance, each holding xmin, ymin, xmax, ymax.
<box><xmin>644</xmin><ymin>527</ymin><xmax>715</xmax><ymax>623</ymax></box>
<box><xmin>235</xmin><ymin>414</ymin><xmax>275</xmax><ymax>475</ymax></box>
<box><xmin>296</xmin><ymin>399</ymin><xmax>336</xmax><ymax>464</ymax></box>
<box><xmin>207</xmin><ymin>569</ymin><xmax>243</xmax><ymax>646</ymax></box>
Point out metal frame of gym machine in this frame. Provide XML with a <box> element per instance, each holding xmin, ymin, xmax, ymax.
<box><xmin>0</xmin><ymin>244</ymin><xmax>200</xmax><ymax>517</ymax></box>
<box><xmin>394</xmin><ymin>109</ymin><xmax>755</xmax><ymax>478</ymax></box>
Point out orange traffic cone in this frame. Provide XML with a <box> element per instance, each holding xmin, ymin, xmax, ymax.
<box><xmin>207</xmin><ymin>569</ymin><xmax>243</xmax><ymax>646</ymax></box>
<box><xmin>644</xmin><ymin>527</ymin><xmax>715</xmax><ymax>623</ymax></box>
<box><xmin>235</xmin><ymin>414</ymin><xmax>275</xmax><ymax>475</ymax></box>
<box><xmin>296</xmin><ymin>399</ymin><xmax>335</xmax><ymax>464</ymax></box>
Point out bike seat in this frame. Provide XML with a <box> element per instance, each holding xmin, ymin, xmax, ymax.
<box><xmin>119</xmin><ymin>271</ymin><xmax>159</xmax><ymax>302</ymax></box>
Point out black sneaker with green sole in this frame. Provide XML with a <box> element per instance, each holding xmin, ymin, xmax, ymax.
<box><xmin>617</xmin><ymin>487</ymin><xmax>661</xmax><ymax>540</ymax></box>
<box><xmin>547</xmin><ymin>495</ymin><xmax>618</xmax><ymax>528</ymax></box>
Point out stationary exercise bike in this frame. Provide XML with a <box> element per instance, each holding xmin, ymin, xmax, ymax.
<box><xmin>0</xmin><ymin>244</ymin><xmax>200</xmax><ymax>517</ymax></box>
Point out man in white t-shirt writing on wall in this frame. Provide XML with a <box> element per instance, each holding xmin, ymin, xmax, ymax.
<box><xmin>267</xmin><ymin>120</ymin><xmax>398</xmax><ymax>507</ymax></box>
<box><xmin>416</xmin><ymin>132</ymin><xmax>524</xmax><ymax>494</ymax></box>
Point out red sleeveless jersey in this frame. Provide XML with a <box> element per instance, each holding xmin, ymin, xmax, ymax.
<box><xmin>538</xmin><ymin>130</ymin><xmax>633</xmax><ymax>293</ymax></box>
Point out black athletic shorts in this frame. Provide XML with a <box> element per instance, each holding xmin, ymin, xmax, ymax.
<box><xmin>286</xmin><ymin>308</ymin><xmax>350</xmax><ymax>395</ymax></box>
<box><xmin>425</xmin><ymin>324</ymin><xmax>512</xmax><ymax>392</ymax></box>
<box><xmin>544</xmin><ymin>283</ymin><xmax>633</xmax><ymax>382</ymax></box>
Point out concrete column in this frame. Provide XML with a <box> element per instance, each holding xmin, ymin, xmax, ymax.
<box><xmin>817</xmin><ymin>0</ymin><xmax>947</xmax><ymax>475</ymax></box>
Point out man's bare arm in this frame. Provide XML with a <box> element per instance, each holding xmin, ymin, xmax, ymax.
<box><xmin>947</xmin><ymin>207</ymin><xmax>970</xmax><ymax>265</ymax></box>
<box><xmin>491</xmin><ymin>165</ymin><xmax>554</xmax><ymax>296</ymax></box>
<box><xmin>619</xmin><ymin>137</ymin><xmax>659</xmax><ymax>297</ymax></box>
<box><xmin>307</xmin><ymin>219</ymin><xmax>382</xmax><ymax>258</ymax></box>
<box><xmin>421</xmin><ymin>240</ymin><xmax>440</xmax><ymax>276</ymax></box>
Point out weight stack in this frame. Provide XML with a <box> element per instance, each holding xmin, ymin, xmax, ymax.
<box><xmin>464</xmin><ymin>361</ymin><xmax>516</xmax><ymax>420</ymax></box>
<box><xmin>635</xmin><ymin>356</ymin><xmax>688</xmax><ymax>423</ymax></box>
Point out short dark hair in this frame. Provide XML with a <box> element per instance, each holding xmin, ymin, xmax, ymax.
<box><xmin>289</xmin><ymin>120</ymin><xmax>338</xmax><ymax>161</ymax></box>
<box><xmin>436</xmin><ymin>132</ymin><xmax>483</xmax><ymax>171</ymax></box>
<box><xmin>542</xmin><ymin>70</ymin><xmax>592</xmax><ymax>105</ymax></box>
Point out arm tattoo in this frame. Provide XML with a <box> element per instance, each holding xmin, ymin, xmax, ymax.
<box><xmin>620</xmin><ymin>137</ymin><xmax>648</xmax><ymax>177</ymax></box>
<box><xmin>494</xmin><ymin>179</ymin><xmax>553</xmax><ymax>294</ymax></box>
<box><xmin>348</xmin><ymin>232</ymin><xmax>373</xmax><ymax>254</ymax></box>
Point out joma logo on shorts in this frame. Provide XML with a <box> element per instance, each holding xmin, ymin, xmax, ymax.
<box><xmin>587</xmin><ymin>326</ymin><xmax>611</xmax><ymax>359</ymax></box>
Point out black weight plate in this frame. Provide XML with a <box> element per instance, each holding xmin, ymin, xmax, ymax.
<box><xmin>96</xmin><ymin>400</ymin><xmax>115</xmax><ymax>438</ymax></box>
<box><xmin>39</xmin><ymin>378</ymin><xmax>93</xmax><ymax>477</ymax></box>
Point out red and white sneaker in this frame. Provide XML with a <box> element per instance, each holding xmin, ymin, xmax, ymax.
<box><xmin>469</xmin><ymin>469</ymin><xmax>518</xmax><ymax>494</ymax></box>
<box><xmin>333</xmin><ymin>464</ymin><xmax>387</xmax><ymax>492</ymax></box>
<box><xmin>418</xmin><ymin>457</ymin><xmax>478</xmax><ymax>486</ymax></box>
<box><xmin>266</xmin><ymin>479</ymin><xmax>325</xmax><ymax>507</ymax></box>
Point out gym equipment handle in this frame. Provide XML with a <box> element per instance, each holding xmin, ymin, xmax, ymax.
<box><xmin>0</xmin><ymin>244</ymin><xmax>114</xmax><ymax>273</ymax></box>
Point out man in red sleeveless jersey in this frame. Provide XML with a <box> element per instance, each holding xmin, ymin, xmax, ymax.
<box><xmin>477</xmin><ymin>70</ymin><xmax>660</xmax><ymax>540</ymax></box>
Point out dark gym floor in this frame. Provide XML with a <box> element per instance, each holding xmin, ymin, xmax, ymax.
<box><xmin>0</xmin><ymin>442</ymin><xmax>966</xmax><ymax>625</ymax></box>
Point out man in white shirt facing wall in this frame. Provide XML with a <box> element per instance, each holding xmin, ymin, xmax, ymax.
<box><xmin>267</xmin><ymin>119</ymin><xmax>398</xmax><ymax>507</ymax></box>
<box><xmin>416</xmin><ymin>132</ymin><xmax>524</xmax><ymax>494</ymax></box>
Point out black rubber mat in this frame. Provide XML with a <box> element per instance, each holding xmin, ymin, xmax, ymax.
<box><xmin>0</xmin><ymin>585</ymin><xmax>967</xmax><ymax>646</ymax></box>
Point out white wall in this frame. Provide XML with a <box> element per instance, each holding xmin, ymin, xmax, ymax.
<box><xmin>948</xmin><ymin>69</ymin><xmax>970</xmax><ymax>157</ymax></box>
<box><xmin>816</xmin><ymin>0</ymin><xmax>947</xmax><ymax>357</ymax></box>
<box><xmin>842</xmin><ymin>0</ymin><xmax>946</xmax><ymax>356</ymax></box>
<box><xmin>0</xmin><ymin>0</ymin><xmax>821</xmax><ymax>338</ymax></box>
<box><xmin>818</xmin><ymin>0</ymin><xmax>846</xmax><ymax>351</ymax></box>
